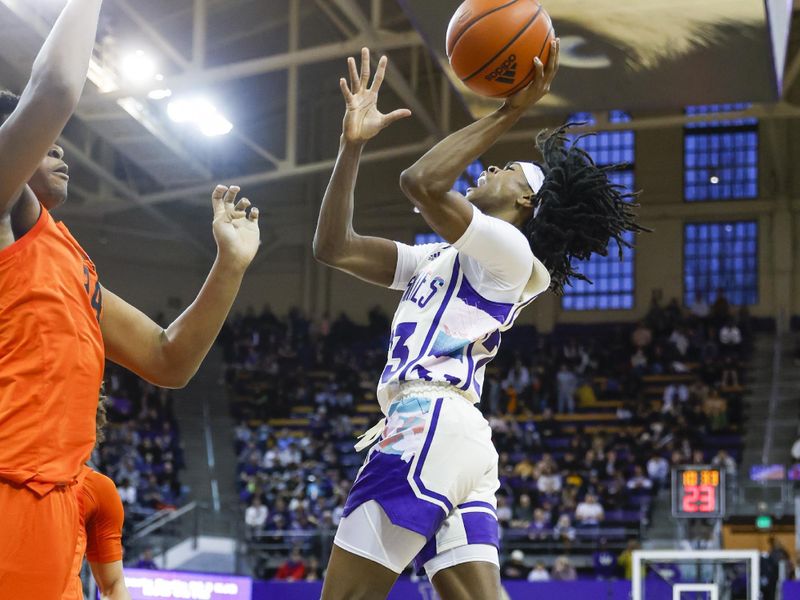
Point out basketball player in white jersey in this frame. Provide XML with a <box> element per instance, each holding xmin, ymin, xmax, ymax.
<box><xmin>314</xmin><ymin>43</ymin><xmax>644</xmax><ymax>599</ymax></box>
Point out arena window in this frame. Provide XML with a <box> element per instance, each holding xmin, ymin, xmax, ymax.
<box><xmin>562</xmin><ymin>111</ymin><xmax>636</xmax><ymax>311</ymax></box>
<box><xmin>684</xmin><ymin>221</ymin><xmax>759</xmax><ymax>306</ymax></box>
<box><xmin>684</xmin><ymin>104</ymin><xmax>758</xmax><ymax>201</ymax></box>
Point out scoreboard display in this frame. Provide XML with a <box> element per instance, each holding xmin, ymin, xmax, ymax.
<box><xmin>671</xmin><ymin>465</ymin><xmax>725</xmax><ymax>518</ymax></box>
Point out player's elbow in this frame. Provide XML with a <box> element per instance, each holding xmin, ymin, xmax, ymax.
<box><xmin>312</xmin><ymin>237</ymin><xmax>340</xmax><ymax>267</ymax></box>
<box><xmin>399</xmin><ymin>169</ymin><xmax>446</xmax><ymax>208</ymax></box>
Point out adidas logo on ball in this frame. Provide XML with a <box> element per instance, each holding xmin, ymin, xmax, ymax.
<box><xmin>485</xmin><ymin>54</ymin><xmax>517</xmax><ymax>84</ymax></box>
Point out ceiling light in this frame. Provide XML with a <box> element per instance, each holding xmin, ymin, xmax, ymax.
<box><xmin>148</xmin><ymin>88</ymin><xmax>172</xmax><ymax>101</ymax></box>
<box><xmin>709</xmin><ymin>175</ymin><xmax>720</xmax><ymax>184</ymax></box>
<box><xmin>121</xmin><ymin>50</ymin><xmax>157</xmax><ymax>84</ymax></box>
<box><xmin>167</xmin><ymin>97</ymin><xmax>233</xmax><ymax>137</ymax></box>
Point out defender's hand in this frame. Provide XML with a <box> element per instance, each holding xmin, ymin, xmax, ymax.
<box><xmin>503</xmin><ymin>38</ymin><xmax>560</xmax><ymax>112</ymax></box>
<box><xmin>340</xmin><ymin>47</ymin><xmax>412</xmax><ymax>144</ymax></box>
<box><xmin>211</xmin><ymin>185</ymin><xmax>260</xmax><ymax>271</ymax></box>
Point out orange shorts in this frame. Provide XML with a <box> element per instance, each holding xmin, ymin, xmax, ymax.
<box><xmin>0</xmin><ymin>480</ymin><xmax>79</xmax><ymax>599</ymax></box>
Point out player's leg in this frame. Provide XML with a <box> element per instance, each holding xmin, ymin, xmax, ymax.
<box><xmin>0</xmin><ymin>482</ymin><xmax>79</xmax><ymax>599</ymax></box>
<box><xmin>429</xmin><ymin>552</ymin><xmax>503</xmax><ymax>600</ymax></box>
<box><xmin>321</xmin><ymin>500</ymin><xmax>427</xmax><ymax>600</ymax></box>
<box><xmin>321</xmin><ymin>545</ymin><xmax>397</xmax><ymax>600</ymax></box>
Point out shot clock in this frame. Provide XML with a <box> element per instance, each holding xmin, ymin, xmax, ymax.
<box><xmin>671</xmin><ymin>465</ymin><xmax>725</xmax><ymax>518</ymax></box>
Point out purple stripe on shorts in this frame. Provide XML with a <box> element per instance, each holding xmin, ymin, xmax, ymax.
<box><xmin>412</xmin><ymin>398</ymin><xmax>453</xmax><ymax>512</ymax></box>
<box><xmin>412</xmin><ymin>509</ymin><xmax>500</xmax><ymax>572</ymax></box>
<box><xmin>462</xmin><ymin>511</ymin><xmax>500</xmax><ymax>548</ymax></box>
<box><xmin>458</xmin><ymin>501</ymin><xmax>497</xmax><ymax>513</ymax></box>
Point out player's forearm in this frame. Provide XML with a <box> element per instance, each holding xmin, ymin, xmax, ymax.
<box><xmin>100</xmin><ymin>583</ymin><xmax>131</xmax><ymax>600</ymax></box>
<box><xmin>29</xmin><ymin>0</ymin><xmax>103</xmax><ymax>103</ymax></box>
<box><xmin>400</xmin><ymin>103</ymin><xmax>524</xmax><ymax>199</ymax></box>
<box><xmin>159</xmin><ymin>257</ymin><xmax>246</xmax><ymax>388</ymax></box>
<box><xmin>313</xmin><ymin>137</ymin><xmax>363</xmax><ymax>265</ymax></box>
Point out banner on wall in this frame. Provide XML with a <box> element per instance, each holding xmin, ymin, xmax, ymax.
<box><xmin>252</xmin><ymin>579</ymin><xmax>631</xmax><ymax>600</ymax></box>
<box><xmin>122</xmin><ymin>569</ymin><xmax>253</xmax><ymax>600</ymax></box>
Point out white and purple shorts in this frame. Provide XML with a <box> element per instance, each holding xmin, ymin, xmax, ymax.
<box><xmin>334</xmin><ymin>391</ymin><xmax>500</xmax><ymax>577</ymax></box>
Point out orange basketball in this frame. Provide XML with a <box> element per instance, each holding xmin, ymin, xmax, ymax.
<box><xmin>446</xmin><ymin>0</ymin><xmax>555</xmax><ymax>98</ymax></box>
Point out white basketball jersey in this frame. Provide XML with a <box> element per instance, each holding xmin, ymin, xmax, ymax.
<box><xmin>377</xmin><ymin>222</ymin><xmax>548</xmax><ymax>413</ymax></box>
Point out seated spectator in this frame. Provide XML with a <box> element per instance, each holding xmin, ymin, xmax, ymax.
<box><xmin>689</xmin><ymin>292</ymin><xmax>710</xmax><ymax>320</ymax></box>
<box><xmin>117</xmin><ymin>478</ymin><xmax>137</xmax><ymax>506</ymax></box>
<box><xmin>662</xmin><ymin>383</ymin><xmax>689</xmax><ymax>413</ymax></box>
<box><xmin>245</xmin><ymin>496</ymin><xmax>268</xmax><ymax>540</ymax></box>
<box><xmin>719</xmin><ymin>319</ymin><xmax>742</xmax><ymax>356</ymax></box>
<box><xmin>551</xmin><ymin>556</ymin><xmax>578</xmax><ymax>581</ymax></box>
<box><xmin>501</xmin><ymin>550</ymin><xmax>529</xmax><ymax>580</ymax></box>
<box><xmin>537</xmin><ymin>465</ymin><xmax>563</xmax><ymax>495</ymax></box>
<box><xmin>527</xmin><ymin>562</ymin><xmax>551</xmax><ymax>582</ymax></box>
<box><xmin>553</xmin><ymin>514</ymin><xmax>576</xmax><ymax>543</ymax></box>
<box><xmin>512</xmin><ymin>493</ymin><xmax>534</xmax><ymax>526</ymax></box>
<box><xmin>496</xmin><ymin>495</ymin><xmax>513</xmax><ymax>527</ymax></box>
<box><xmin>134</xmin><ymin>548</ymin><xmax>158</xmax><ymax>570</ymax></box>
<box><xmin>528</xmin><ymin>508</ymin><xmax>551</xmax><ymax>540</ymax></box>
<box><xmin>305</xmin><ymin>557</ymin><xmax>322</xmax><ymax>582</ymax></box>
<box><xmin>669</xmin><ymin>327</ymin><xmax>690</xmax><ymax>357</ymax></box>
<box><xmin>274</xmin><ymin>549</ymin><xmax>306</xmax><ymax>581</ymax></box>
<box><xmin>575</xmin><ymin>493</ymin><xmax>605</xmax><ymax>526</ymax></box>
<box><xmin>627</xmin><ymin>466</ymin><xmax>654</xmax><ymax>491</ymax></box>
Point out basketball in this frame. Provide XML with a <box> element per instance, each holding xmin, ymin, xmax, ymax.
<box><xmin>446</xmin><ymin>0</ymin><xmax>555</xmax><ymax>98</ymax></box>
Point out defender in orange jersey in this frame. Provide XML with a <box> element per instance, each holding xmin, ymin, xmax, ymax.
<box><xmin>0</xmin><ymin>2</ymin><xmax>261</xmax><ymax>598</ymax></box>
<box><xmin>62</xmin><ymin>466</ymin><xmax>129</xmax><ymax>600</ymax></box>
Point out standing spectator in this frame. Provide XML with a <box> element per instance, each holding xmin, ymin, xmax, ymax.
<box><xmin>245</xmin><ymin>496</ymin><xmax>268</xmax><ymax>540</ymax></box>
<box><xmin>274</xmin><ymin>549</ymin><xmax>307</xmax><ymax>581</ymax></box>
<box><xmin>503</xmin><ymin>359</ymin><xmax>531</xmax><ymax>394</ymax></box>
<box><xmin>618</xmin><ymin>540</ymin><xmax>641</xmax><ymax>580</ymax></box>
<box><xmin>575</xmin><ymin>493</ymin><xmax>605</xmax><ymax>526</ymax></box>
<box><xmin>711</xmin><ymin>450</ymin><xmax>737</xmax><ymax>476</ymax></box>
<box><xmin>647</xmin><ymin>454</ymin><xmax>670</xmax><ymax>487</ymax></box>
<box><xmin>551</xmin><ymin>556</ymin><xmax>578</xmax><ymax>581</ymax></box>
<box><xmin>556</xmin><ymin>364</ymin><xmax>577</xmax><ymax>414</ymax></box>
<box><xmin>631</xmin><ymin>321</ymin><xmax>653</xmax><ymax>349</ymax></box>
<box><xmin>791</xmin><ymin>435</ymin><xmax>800</xmax><ymax>461</ymax></box>
<box><xmin>593</xmin><ymin>539</ymin><xmax>618</xmax><ymax>580</ymax></box>
<box><xmin>501</xmin><ymin>550</ymin><xmax>529</xmax><ymax>580</ymax></box>
<box><xmin>711</xmin><ymin>289</ymin><xmax>731</xmax><ymax>326</ymax></box>
<box><xmin>527</xmin><ymin>562</ymin><xmax>551</xmax><ymax>582</ymax></box>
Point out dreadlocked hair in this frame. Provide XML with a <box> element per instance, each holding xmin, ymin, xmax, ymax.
<box><xmin>525</xmin><ymin>123</ymin><xmax>650</xmax><ymax>295</ymax></box>
<box><xmin>96</xmin><ymin>384</ymin><xmax>108</xmax><ymax>445</ymax></box>
<box><xmin>0</xmin><ymin>91</ymin><xmax>19</xmax><ymax>124</ymax></box>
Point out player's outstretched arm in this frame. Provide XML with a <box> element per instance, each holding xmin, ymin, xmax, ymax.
<box><xmin>101</xmin><ymin>186</ymin><xmax>260</xmax><ymax>389</ymax></box>
<box><xmin>399</xmin><ymin>39</ymin><xmax>559</xmax><ymax>243</ymax></box>
<box><xmin>313</xmin><ymin>48</ymin><xmax>411</xmax><ymax>287</ymax></box>
<box><xmin>0</xmin><ymin>0</ymin><xmax>103</xmax><ymax>217</ymax></box>
<box><xmin>90</xmin><ymin>561</ymin><xmax>131</xmax><ymax>600</ymax></box>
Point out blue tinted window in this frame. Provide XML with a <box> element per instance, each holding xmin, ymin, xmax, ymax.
<box><xmin>562</xmin><ymin>111</ymin><xmax>636</xmax><ymax>311</ymax></box>
<box><xmin>684</xmin><ymin>104</ymin><xmax>758</xmax><ymax>201</ymax></box>
<box><xmin>414</xmin><ymin>232</ymin><xmax>444</xmax><ymax>245</ymax></box>
<box><xmin>684</xmin><ymin>221</ymin><xmax>759</xmax><ymax>306</ymax></box>
<box><xmin>417</xmin><ymin>160</ymin><xmax>484</xmax><ymax>245</ymax></box>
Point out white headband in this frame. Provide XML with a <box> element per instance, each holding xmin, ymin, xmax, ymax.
<box><xmin>514</xmin><ymin>161</ymin><xmax>546</xmax><ymax>217</ymax></box>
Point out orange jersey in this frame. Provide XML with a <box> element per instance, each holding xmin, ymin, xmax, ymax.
<box><xmin>64</xmin><ymin>466</ymin><xmax>125</xmax><ymax>600</ymax></box>
<box><xmin>0</xmin><ymin>206</ymin><xmax>104</xmax><ymax>496</ymax></box>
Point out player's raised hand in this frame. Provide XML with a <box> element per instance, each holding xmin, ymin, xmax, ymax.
<box><xmin>211</xmin><ymin>185</ymin><xmax>260</xmax><ymax>271</ymax></box>
<box><xmin>504</xmin><ymin>38</ymin><xmax>560</xmax><ymax>112</ymax></box>
<box><xmin>340</xmin><ymin>47</ymin><xmax>412</xmax><ymax>144</ymax></box>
